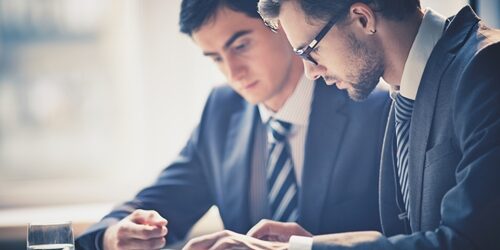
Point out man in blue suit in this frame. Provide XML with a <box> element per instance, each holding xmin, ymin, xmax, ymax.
<box><xmin>185</xmin><ymin>0</ymin><xmax>500</xmax><ymax>249</ymax></box>
<box><xmin>75</xmin><ymin>0</ymin><xmax>390</xmax><ymax>249</ymax></box>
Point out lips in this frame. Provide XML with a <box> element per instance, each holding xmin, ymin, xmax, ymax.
<box><xmin>243</xmin><ymin>81</ymin><xmax>258</xmax><ymax>90</ymax></box>
<box><xmin>336</xmin><ymin>82</ymin><xmax>348</xmax><ymax>89</ymax></box>
<box><xmin>325</xmin><ymin>77</ymin><xmax>347</xmax><ymax>89</ymax></box>
<box><xmin>324</xmin><ymin>76</ymin><xmax>337</xmax><ymax>86</ymax></box>
<box><xmin>325</xmin><ymin>81</ymin><xmax>348</xmax><ymax>90</ymax></box>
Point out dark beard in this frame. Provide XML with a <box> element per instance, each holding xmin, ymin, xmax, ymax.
<box><xmin>345</xmin><ymin>32</ymin><xmax>384</xmax><ymax>101</ymax></box>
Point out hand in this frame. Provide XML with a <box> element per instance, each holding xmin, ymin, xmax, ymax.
<box><xmin>183</xmin><ymin>230</ymin><xmax>288</xmax><ymax>250</ymax></box>
<box><xmin>103</xmin><ymin>209</ymin><xmax>168</xmax><ymax>250</ymax></box>
<box><xmin>247</xmin><ymin>219</ymin><xmax>312</xmax><ymax>242</ymax></box>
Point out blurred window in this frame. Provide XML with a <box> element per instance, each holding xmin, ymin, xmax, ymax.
<box><xmin>0</xmin><ymin>0</ymin><xmax>223</xmax><ymax>208</ymax></box>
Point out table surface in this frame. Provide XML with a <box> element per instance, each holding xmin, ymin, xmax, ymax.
<box><xmin>0</xmin><ymin>203</ymin><xmax>113</xmax><ymax>241</ymax></box>
<box><xmin>0</xmin><ymin>204</ymin><xmax>223</xmax><ymax>248</ymax></box>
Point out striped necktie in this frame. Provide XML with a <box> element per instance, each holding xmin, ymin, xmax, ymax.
<box><xmin>266</xmin><ymin>118</ymin><xmax>299</xmax><ymax>222</ymax></box>
<box><xmin>394</xmin><ymin>93</ymin><xmax>414</xmax><ymax>216</ymax></box>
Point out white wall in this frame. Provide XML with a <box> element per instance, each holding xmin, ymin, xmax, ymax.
<box><xmin>421</xmin><ymin>0</ymin><xmax>469</xmax><ymax>17</ymax></box>
<box><xmin>477</xmin><ymin>0</ymin><xmax>500</xmax><ymax>28</ymax></box>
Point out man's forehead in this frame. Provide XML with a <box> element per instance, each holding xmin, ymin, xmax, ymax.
<box><xmin>194</xmin><ymin>28</ymin><xmax>253</xmax><ymax>54</ymax></box>
<box><xmin>192</xmin><ymin>14</ymin><xmax>261</xmax><ymax>53</ymax></box>
<box><xmin>278</xmin><ymin>1</ymin><xmax>319</xmax><ymax>49</ymax></box>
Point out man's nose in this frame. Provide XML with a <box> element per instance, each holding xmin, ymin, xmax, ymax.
<box><xmin>303</xmin><ymin>60</ymin><xmax>325</xmax><ymax>81</ymax></box>
<box><xmin>226</xmin><ymin>57</ymin><xmax>247</xmax><ymax>83</ymax></box>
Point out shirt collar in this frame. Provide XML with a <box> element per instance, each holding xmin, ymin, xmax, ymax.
<box><xmin>394</xmin><ymin>8</ymin><xmax>446</xmax><ymax>100</ymax></box>
<box><xmin>258</xmin><ymin>74</ymin><xmax>314</xmax><ymax>126</ymax></box>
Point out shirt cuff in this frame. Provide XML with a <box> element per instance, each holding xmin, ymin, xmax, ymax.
<box><xmin>95</xmin><ymin>230</ymin><xmax>105</xmax><ymax>250</ymax></box>
<box><xmin>289</xmin><ymin>235</ymin><xmax>313</xmax><ymax>250</ymax></box>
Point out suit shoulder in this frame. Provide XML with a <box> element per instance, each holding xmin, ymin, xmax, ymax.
<box><xmin>470</xmin><ymin>39</ymin><xmax>500</xmax><ymax>68</ymax></box>
<box><xmin>199</xmin><ymin>84</ymin><xmax>249</xmax><ymax>126</ymax></box>
<box><xmin>458</xmin><ymin>26</ymin><xmax>500</xmax><ymax>80</ymax></box>
<box><xmin>457</xmin><ymin>21</ymin><xmax>500</xmax><ymax>64</ymax></box>
<box><xmin>206</xmin><ymin>85</ymin><xmax>245</xmax><ymax>107</ymax></box>
<box><xmin>459</xmin><ymin>40</ymin><xmax>500</xmax><ymax>90</ymax></box>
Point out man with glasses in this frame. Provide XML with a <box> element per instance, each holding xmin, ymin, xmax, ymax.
<box><xmin>183</xmin><ymin>0</ymin><xmax>500</xmax><ymax>249</ymax></box>
<box><xmin>75</xmin><ymin>0</ymin><xmax>392</xmax><ymax>249</ymax></box>
<box><xmin>285</xmin><ymin>18</ymin><xmax>337</xmax><ymax>67</ymax></box>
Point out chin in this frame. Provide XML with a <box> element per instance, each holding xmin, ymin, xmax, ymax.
<box><xmin>241</xmin><ymin>95</ymin><xmax>264</xmax><ymax>105</ymax></box>
<box><xmin>347</xmin><ymin>89</ymin><xmax>370</xmax><ymax>102</ymax></box>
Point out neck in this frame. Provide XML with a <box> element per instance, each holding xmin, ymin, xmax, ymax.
<box><xmin>263</xmin><ymin>57</ymin><xmax>304</xmax><ymax>112</ymax></box>
<box><xmin>379</xmin><ymin>9</ymin><xmax>424</xmax><ymax>87</ymax></box>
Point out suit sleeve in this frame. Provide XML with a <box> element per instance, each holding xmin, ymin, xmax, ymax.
<box><xmin>76</xmin><ymin>93</ymin><xmax>218</xmax><ymax>249</ymax></box>
<box><xmin>312</xmin><ymin>44</ymin><xmax>500</xmax><ymax>250</ymax></box>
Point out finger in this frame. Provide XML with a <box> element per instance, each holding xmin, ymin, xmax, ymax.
<box><xmin>119</xmin><ymin>219</ymin><xmax>168</xmax><ymax>240</ymax></box>
<box><xmin>246</xmin><ymin>219</ymin><xmax>278</xmax><ymax>239</ymax></box>
<box><xmin>116</xmin><ymin>236</ymin><xmax>166</xmax><ymax>250</ymax></box>
<box><xmin>260</xmin><ymin>235</ymin><xmax>281</xmax><ymax>242</ymax></box>
<box><xmin>248</xmin><ymin>220</ymin><xmax>311</xmax><ymax>241</ymax></box>
<box><xmin>183</xmin><ymin>230</ymin><xmax>233</xmax><ymax>250</ymax></box>
<box><xmin>274</xmin><ymin>222</ymin><xmax>312</xmax><ymax>239</ymax></box>
<box><xmin>208</xmin><ymin>237</ymin><xmax>240</xmax><ymax>250</ymax></box>
<box><xmin>130</xmin><ymin>209</ymin><xmax>168</xmax><ymax>227</ymax></box>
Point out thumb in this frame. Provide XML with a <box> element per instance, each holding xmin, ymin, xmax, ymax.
<box><xmin>130</xmin><ymin>209</ymin><xmax>168</xmax><ymax>227</ymax></box>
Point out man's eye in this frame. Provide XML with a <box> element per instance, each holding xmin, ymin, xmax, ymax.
<box><xmin>212</xmin><ymin>56</ymin><xmax>223</xmax><ymax>63</ymax></box>
<box><xmin>233</xmin><ymin>41</ymin><xmax>251</xmax><ymax>52</ymax></box>
<box><xmin>235</xmin><ymin>43</ymin><xmax>247</xmax><ymax>50</ymax></box>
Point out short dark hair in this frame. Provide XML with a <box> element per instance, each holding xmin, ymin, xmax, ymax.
<box><xmin>258</xmin><ymin>0</ymin><xmax>421</xmax><ymax>27</ymax></box>
<box><xmin>179</xmin><ymin>0</ymin><xmax>261</xmax><ymax>35</ymax></box>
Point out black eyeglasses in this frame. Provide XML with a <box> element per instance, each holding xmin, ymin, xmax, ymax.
<box><xmin>294</xmin><ymin>16</ymin><xmax>338</xmax><ymax>65</ymax></box>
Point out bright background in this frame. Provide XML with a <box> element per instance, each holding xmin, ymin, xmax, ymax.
<box><xmin>0</xmin><ymin>0</ymin><xmax>225</xmax><ymax>208</ymax></box>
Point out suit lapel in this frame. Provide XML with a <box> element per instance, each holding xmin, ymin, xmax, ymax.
<box><xmin>221</xmin><ymin>102</ymin><xmax>259</xmax><ymax>232</ymax></box>
<box><xmin>408</xmin><ymin>51</ymin><xmax>454</xmax><ymax>231</ymax></box>
<box><xmin>299</xmin><ymin>82</ymin><xmax>349</xmax><ymax>234</ymax></box>
<box><xmin>408</xmin><ymin>6</ymin><xmax>478</xmax><ymax>230</ymax></box>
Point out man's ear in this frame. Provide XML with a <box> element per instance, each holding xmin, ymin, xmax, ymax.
<box><xmin>349</xmin><ymin>2</ymin><xmax>377</xmax><ymax>35</ymax></box>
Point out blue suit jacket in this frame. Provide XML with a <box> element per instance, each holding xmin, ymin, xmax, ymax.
<box><xmin>313</xmin><ymin>6</ymin><xmax>500</xmax><ymax>250</ymax></box>
<box><xmin>76</xmin><ymin>81</ymin><xmax>391</xmax><ymax>249</ymax></box>
<box><xmin>379</xmin><ymin>6</ymin><xmax>500</xmax><ymax>249</ymax></box>
<box><xmin>310</xmin><ymin>6</ymin><xmax>500</xmax><ymax>250</ymax></box>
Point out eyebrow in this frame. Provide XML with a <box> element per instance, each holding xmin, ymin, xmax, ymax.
<box><xmin>203</xmin><ymin>30</ymin><xmax>253</xmax><ymax>56</ymax></box>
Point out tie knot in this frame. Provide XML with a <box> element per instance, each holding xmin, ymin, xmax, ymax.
<box><xmin>268</xmin><ymin>119</ymin><xmax>292</xmax><ymax>143</ymax></box>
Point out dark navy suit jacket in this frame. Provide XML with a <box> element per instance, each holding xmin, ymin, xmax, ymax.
<box><xmin>379</xmin><ymin>6</ymin><xmax>500</xmax><ymax>249</ymax></box>
<box><xmin>76</xmin><ymin>81</ymin><xmax>391</xmax><ymax>249</ymax></box>
<box><xmin>311</xmin><ymin>6</ymin><xmax>500</xmax><ymax>250</ymax></box>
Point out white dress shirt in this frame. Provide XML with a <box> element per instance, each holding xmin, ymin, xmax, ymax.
<box><xmin>258</xmin><ymin>74</ymin><xmax>314</xmax><ymax>186</ymax></box>
<box><xmin>290</xmin><ymin>8</ymin><xmax>446</xmax><ymax>250</ymax></box>
<box><xmin>249</xmin><ymin>74</ymin><xmax>314</xmax><ymax>224</ymax></box>
<box><xmin>391</xmin><ymin>8</ymin><xmax>446</xmax><ymax>100</ymax></box>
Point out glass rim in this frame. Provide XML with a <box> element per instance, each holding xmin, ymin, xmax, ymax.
<box><xmin>28</xmin><ymin>221</ymin><xmax>72</xmax><ymax>226</ymax></box>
